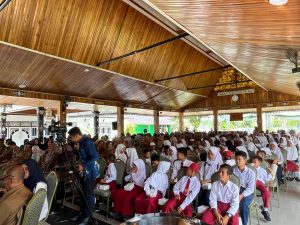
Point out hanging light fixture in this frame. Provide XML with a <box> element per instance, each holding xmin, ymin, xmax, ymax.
<box><xmin>269</xmin><ymin>0</ymin><xmax>288</xmax><ymax>6</ymax></box>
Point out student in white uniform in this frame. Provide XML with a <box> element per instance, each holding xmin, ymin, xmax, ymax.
<box><xmin>97</xmin><ymin>154</ymin><xmax>117</xmax><ymax>194</ymax></box>
<box><xmin>172</xmin><ymin>147</ymin><xmax>193</xmax><ymax>182</ymax></box>
<box><xmin>199</xmin><ymin>146</ymin><xmax>223</xmax><ymax>206</ymax></box>
<box><xmin>201</xmin><ymin>164</ymin><xmax>239</xmax><ymax>225</ymax></box>
<box><xmin>233</xmin><ymin>151</ymin><xmax>256</xmax><ymax>225</ymax></box>
<box><xmin>162</xmin><ymin>163</ymin><xmax>201</xmax><ymax>218</ymax></box>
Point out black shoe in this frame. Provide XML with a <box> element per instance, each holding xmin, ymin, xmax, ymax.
<box><xmin>78</xmin><ymin>217</ymin><xmax>93</xmax><ymax>225</ymax></box>
<box><xmin>261</xmin><ymin>210</ymin><xmax>271</xmax><ymax>221</ymax></box>
<box><xmin>70</xmin><ymin>213</ymin><xmax>84</xmax><ymax>222</ymax></box>
<box><xmin>295</xmin><ymin>177</ymin><xmax>300</xmax><ymax>182</ymax></box>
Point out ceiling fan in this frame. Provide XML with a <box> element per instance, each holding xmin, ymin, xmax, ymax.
<box><xmin>286</xmin><ymin>49</ymin><xmax>300</xmax><ymax>73</ymax></box>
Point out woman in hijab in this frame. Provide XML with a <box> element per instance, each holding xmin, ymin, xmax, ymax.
<box><xmin>134</xmin><ymin>161</ymin><xmax>171</xmax><ymax>214</ymax></box>
<box><xmin>199</xmin><ymin>146</ymin><xmax>223</xmax><ymax>206</ymax></box>
<box><xmin>112</xmin><ymin>159</ymin><xmax>146</xmax><ymax>220</ymax></box>
<box><xmin>22</xmin><ymin>159</ymin><xmax>48</xmax><ymax>220</ymax></box>
<box><xmin>201</xmin><ymin>140</ymin><xmax>211</xmax><ymax>152</ymax></box>
<box><xmin>244</xmin><ymin>136</ymin><xmax>258</xmax><ymax>153</ymax></box>
<box><xmin>279</xmin><ymin>137</ymin><xmax>287</xmax><ymax>148</ymax></box>
<box><xmin>126</xmin><ymin>147</ymin><xmax>139</xmax><ymax>173</ymax></box>
<box><xmin>115</xmin><ymin>144</ymin><xmax>127</xmax><ymax>164</ymax></box>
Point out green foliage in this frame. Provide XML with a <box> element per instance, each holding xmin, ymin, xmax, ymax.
<box><xmin>188</xmin><ymin>116</ymin><xmax>201</xmax><ymax>131</ymax></box>
<box><xmin>125</xmin><ymin>123</ymin><xmax>135</xmax><ymax>135</ymax></box>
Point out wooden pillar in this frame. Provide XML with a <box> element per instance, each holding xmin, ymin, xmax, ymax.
<box><xmin>57</xmin><ymin>99</ymin><xmax>67</xmax><ymax>123</ymax></box>
<box><xmin>93</xmin><ymin>111</ymin><xmax>100</xmax><ymax>140</ymax></box>
<box><xmin>179</xmin><ymin>112</ymin><xmax>184</xmax><ymax>132</ymax></box>
<box><xmin>256</xmin><ymin>105</ymin><xmax>263</xmax><ymax>132</ymax></box>
<box><xmin>154</xmin><ymin>110</ymin><xmax>160</xmax><ymax>134</ymax></box>
<box><xmin>37</xmin><ymin>107</ymin><xmax>45</xmax><ymax>141</ymax></box>
<box><xmin>213</xmin><ymin>108</ymin><xmax>218</xmax><ymax>132</ymax></box>
<box><xmin>117</xmin><ymin>106</ymin><xmax>124</xmax><ymax>137</ymax></box>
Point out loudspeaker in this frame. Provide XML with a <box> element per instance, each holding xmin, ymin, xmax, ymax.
<box><xmin>112</xmin><ymin>121</ymin><xmax>117</xmax><ymax>130</ymax></box>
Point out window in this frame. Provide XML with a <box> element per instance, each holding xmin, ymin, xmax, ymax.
<box><xmin>32</xmin><ymin>128</ymin><xmax>37</xmax><ymax>136</ymax></box>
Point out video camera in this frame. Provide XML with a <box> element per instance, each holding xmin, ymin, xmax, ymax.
<box><xmin>48</xmin><ymin>121</ymin><xmax>73</xmax><ymax>143</ymax></box>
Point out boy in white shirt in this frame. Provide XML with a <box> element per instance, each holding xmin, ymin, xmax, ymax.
<box><xmin>172</xmin><ymin>147</ymin><xmax>193</xmax><ymax>182</ymax></box>
<box><xmin>162</xmin><ymin>163</ymin><xmax>201</xmax><ymax>218</ymax></box>
<box><xmin>201</xmin><ymin>164</ymin><xmax>239</xmax><ymax>225</ymax></box>
<box><xmin>233</xmin><ymin>151</ymin><xmax>256</xmax><ymax>225</ymax></box>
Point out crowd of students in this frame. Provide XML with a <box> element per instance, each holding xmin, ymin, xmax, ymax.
<box><xmin>0</xmin><ymin>128</ymin><xmax>299</xmax><ymax>225</ymax></box>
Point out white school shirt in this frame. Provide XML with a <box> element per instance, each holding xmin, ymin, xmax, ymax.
<box><xmin>144</xmin><ymin>171</ymin><xmax>169</xmax><ymax>196</ymax></box>
<box><xmin>104</xmin><ymin>163</ymin><xmax>117</xmax><ymax>183</ymax></box>
<box><xmin>271</xmin><ymin>148</ymin><xmax>284</xmax><ymax>165</ymax></box>
<box><xmin>256</xmin><ymin>166</ymin><xmax>272</xmax><ymax>183</ymax></box>
<box><xmin>173</xmin><ymin>176</ymin><xmax>201</xmax><ymax>210</ymax></box>
<box><xmin>200</xmin><ymin>162</ymin><xmax>221</xmax><ymax>180</ymax></box>
<box><xmin>233</xmin><ymin>166</ymin><xmax>256</xmax><ymax>197</ymax></box>
<box><xmin>286</xmin><ymin>146</ymin><xmax>299</xmax><ymax>161</ymax></box>
<box><xmin>172</xmin><ymin>159</ymin><xmax>193</xmax><ymax>179</ymax></box>
<box><xmin>209</xmin><ymin>180</ymin><xmax>239</xmax><ymax>215</ymax></box>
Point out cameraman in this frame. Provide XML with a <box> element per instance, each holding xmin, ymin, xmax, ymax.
<box><xmin>68</xmin><ymin>127</ymin><xmax>99</xmax><ymax>225</ymax></box>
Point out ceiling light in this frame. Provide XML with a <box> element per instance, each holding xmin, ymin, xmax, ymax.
<box><xmin>19</xmin><ymin>84</ymin><xmax>26</xmax><ymax>89</ymax></box>
<box><xmin>269</xmin><ymin>0</ymin><xmax>288</xmax><ymax>6</ymax></box>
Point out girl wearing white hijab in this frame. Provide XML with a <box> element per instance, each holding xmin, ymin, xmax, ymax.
<box><xmin>126</xmin><ymin>147</ymin><xmax>139</xmax><ymax>173</ymax></box>
<box><xmin>202</xmin><ymin>140</ymin><xmax>211</xmax><ymax>152</ymax></box>
<box><xmin>199</xmin><ymin>146</ymin><xmax>223</xmax><ymax>206</ymax></box>
<box><xmin>115</xmin><ymin>144</ymin><xmax>127</xmax><ymax>164</ymax></box>
<box><xmin>285</xmin><ymin>140</ymin><xmax>300</xmax><ymax>181</ymax></box>
<box><xmin>113</xmin><ymin>159</ymin><xmax>146</xmax><ymax>219</ymax></box>
<box><xmin>244</xmin><ymin>136</ymin><xmax>258</xmax><ymax>153</ymax></box>
<box><xmin>279</xmin><ymin>137</ymin><xmax>287</xmax><ymax>148</ymax></box>
<box><xmin>135</xmin><ymin>161</ymin><xmax>171</xmax><ymax>214</ymax></box>
<box><xmin>270</xmin><ymin>142</ymin><xmax>284</xmax><ymax>185</ymax></box>
<box><xmin>167</xmin><ymin>146</ymin><xmax>177</xmax><ymax>163</ymax></box>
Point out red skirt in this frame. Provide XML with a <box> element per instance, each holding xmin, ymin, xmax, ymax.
<box><xmin>286</xmin><ymin>160</ymin><xmax>299</xmax><ymax>172</ymax></box>
<box><xmin>113</xmin><ymin>185</ymin><xmax>144</xmax><ymax>217</ymax></box>
<box><xmin>201</xmin><ymin>201</ymin><xmax>239</xmax><ymax>225</ymax></box>
<box><xmin>106</xmin><ymin>181</ymin><xmax>118</xmax><ymax>195</ymax></box>
<box><xmin>134</xmin><ymin>192</ymin><xmax>163</xmax><ymax>214</ymax></box>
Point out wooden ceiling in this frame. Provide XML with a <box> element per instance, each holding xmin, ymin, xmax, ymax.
<box><xmin>0</xmin><ymin>0</ymin><xmax>226</xmax><ymax>98</ymax></box>
<box><xmin>0</xmin><ymin>42</ymin><xmax>204</xmax><ymax>109</ymax></box>
<box><xmin>143</xmin><ymin>0</ymin><xmax>300</xmax><ymax>96</ymax></box>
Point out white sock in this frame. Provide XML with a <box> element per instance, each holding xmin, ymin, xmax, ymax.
<box><xmin>264</xmin><ymin>208</ymin><xmax>268</xmax><ymax>211</ymax></box>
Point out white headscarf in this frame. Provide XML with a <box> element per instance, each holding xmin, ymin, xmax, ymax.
<box><xmin>126</xmin><ymin>147</ymin><xmax>139</xmax><ymax>171</ymax></box>
<box><xmin>115</xmin><ymin>144</ymin><xmax>127</xmax><ymax>164</ymax></box>
<box><xmin>204</xmin><ymin>140</ymin><xmax>211</xmax><ymax>152</ymax></box>
<box><xmin>280</xmin><ymin>137</ymin><xmax>287</xmax><ymax>148</ymax></box>
<box><xmin>207</xmin><ymin>146</ymin><xmax>223</xmax><ymax>166</ymax></box>
<box><xmin>144</xmin><ymin>161</ymin><xmax>171</xmax><ymax>196</ymax></box>
<box><xmin>131</xmin><ymin>159</ymin><xmax>146</xmax><ymax>187</ymax></box>
<box><xmin>168</xmin><ymin>146</ymin><xmax>177</xmax><ymax>163</ymax></box>
<box><xmin>270</xmin><ymin>142</ymin><xmax>284</xmax><ymax>164</ymax></box>
<box><xmin>286</xmin><ymin>140</ymin><xmax>298</xmax><ymax>161</ymax></box>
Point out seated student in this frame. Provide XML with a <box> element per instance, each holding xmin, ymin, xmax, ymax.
<box><xmin>252</xmin><ymin>156</ymin><xmax>272</xmax><ymax>221</ymax></box>
<box><xmin>135</xmin><ymin>161</ymin><xmax>171</xmax><ymax>214</ymax></box>
<box><xmin>22</xmin><ymin>159</ymin><xmax>48</xmax><ymax>221</ymax></box>
<box><xmin>143</xmin><ymin>149</ymin><xmax>152</xmax><ymax>165</ymax></box>
<box><xmin>112</xmin><ymin>159</ymin><xmax>146</xmax><ymax>220</ymax></box>
<box><xmin>199</xmin><ymin>146</ymin><xmax>223</xmax><ymax>206</ymax></box>
<box><xmin>172</xmin><ymin>147</ymin><xmax>193</xmax><ymax>182</ymax></box>
<box><xmin>162</xmin><ymin>163</ymin><xmax>200</xmax><ymax>218</ymax></box>
<box><xmin>201</xmin><ymin>164</ymin><xmax>239</xmax><ymax>225</ymax></box>
<box><xmin>151</xmin><ymin>154</ymin><xmax>160</xmax><ymax>172</ymax></box>
<box><xmin>233</xmin><ymin>151</ymin><xmax>256</xmax><ymax>225</ymax></box>
<box><xmin>222</xmin><ymin>150</ymin><xmax>236</xmax><ymax>167</ymax></box>
<box><xmin>269</xmin><ymin>142</ymin><xmax>284</xmax><ymax>185</ymax></box>
<box><xmin>0</xmin><ymin>165</ymin><xmax>33</xmax><ymax>225</ymax></box>
<box><xmin>167</xmin><ymin>146</ymin><xmax>178</xmax><ymax>163</ymax></box>
<box><xmin>285</xmin><ymin>140</ymin><xmax>300</xmax><ymax>181</ymax></box>
<box><xmin>115</xmin><ymin>144</ymin><xmax>127</xmax><ymax>165</ymax></box>
<box><xmin>98</xmin><ymin>154</ymin><xmax>117</xmax><ymax>194</ymax></box>
<box><xmin>160</xmin><ymin>140</ymin><xmax>171</xmax><ymax>159</ymax></box>
<box><xmin>256</xmin><ymin>150</ymin><xmax>269</xmax><ymax>169</ymax></box>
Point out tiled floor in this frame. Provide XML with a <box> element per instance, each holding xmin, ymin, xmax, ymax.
<box><xmin>250</xmin><ymin>181</ymin><xmax>300</xmax><ymax>225</ymax></box>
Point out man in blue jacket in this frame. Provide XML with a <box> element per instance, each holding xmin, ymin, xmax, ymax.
<box><xmin>68</xmin><ymin>127</ymin><xmax>99</xmax><ymax>225</ymax></box>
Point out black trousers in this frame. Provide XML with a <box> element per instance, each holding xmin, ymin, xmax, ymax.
<box><xmin>80</xmin><ymin>176</ymin><xmax>96</xmax><ymax>217</ymax></box>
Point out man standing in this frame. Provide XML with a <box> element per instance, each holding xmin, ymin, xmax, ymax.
<box><xmin>0</xmin><ymin>165</ymin><xmax>33</xmax><ymax>225</ymax></box>
<box><xmin>68</xmin><ymin>127</ymin><xmax>99</xmax><ymax>225</ymax></box>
